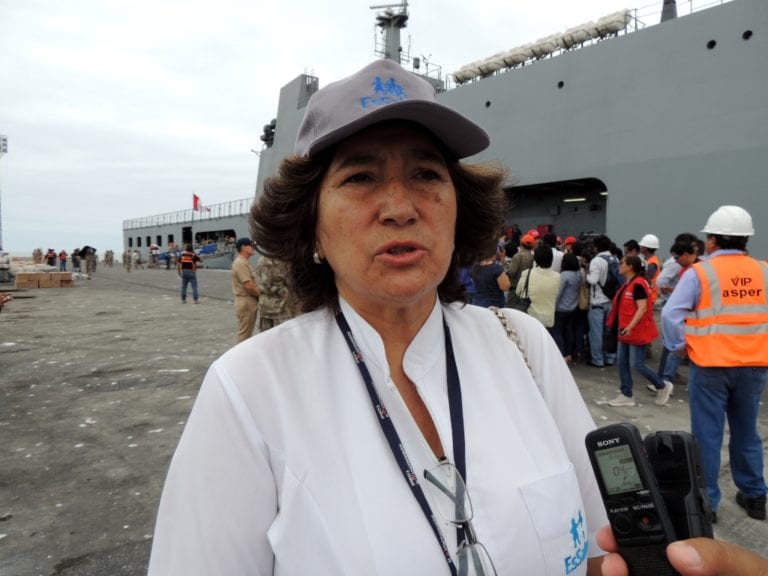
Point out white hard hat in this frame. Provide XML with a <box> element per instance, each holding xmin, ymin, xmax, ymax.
<box><xmin>639</xmin><ymin>234</ymin><xmax>660</xmax><ymax>249</ymax></box>
<box><xmin>701</xmin><ymin>205</ymin><xmax>755</xmax><ymax>236</ymax></box>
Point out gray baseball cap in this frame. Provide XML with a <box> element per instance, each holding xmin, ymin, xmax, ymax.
<box><xmin>294</xmin><ymin>59</ymin><xmax>490</xmax><ymax>159</ymax></box>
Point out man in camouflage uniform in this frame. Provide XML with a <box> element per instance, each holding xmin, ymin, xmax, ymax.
<box><xmin>255</xmin><ymin>256</ymin><xmax>294</xmax><ymax>332</ymax></box>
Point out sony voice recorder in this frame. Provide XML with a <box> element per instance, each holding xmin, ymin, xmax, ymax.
<box><xmin>586</xmin><ymin>422</ymin><xmax>680</xmax><ymax>575</ymax></box>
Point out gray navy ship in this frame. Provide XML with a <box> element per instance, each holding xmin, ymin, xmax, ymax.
<box><xmin>124</xmin><ymin>0</ymin><xmax>768</xmax><ymax>264</ymax></box>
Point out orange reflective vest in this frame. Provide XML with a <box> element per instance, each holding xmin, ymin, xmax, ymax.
<box><xmin>646</xmin><ymin>253</ymin><xmax>660</xmax><ymax>302</ymax></box>
<box><xmin>178</xmin><ymin>251</ymin><xmax>198</xmax><ymax>272</ymax></box>
<box><xmin>685</xmin><ymin>254</ymin><xmax>768</xmax><ymax>367</ymax></box>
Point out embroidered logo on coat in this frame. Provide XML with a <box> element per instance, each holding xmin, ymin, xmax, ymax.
<box><xmin>563</xmin><ymin>510</ymin><xmax>589</xmax><ymax>574</ymax></box>
<box><xmin>360</xmin><ymin>76</ymin><xmax>407</xmax><ymax>108</ymax></box>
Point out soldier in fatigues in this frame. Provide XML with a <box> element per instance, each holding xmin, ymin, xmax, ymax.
<box><xmin>254</xmin><ymin>255</ymin><xmax>295</xmax><ymax>332</ymax></box>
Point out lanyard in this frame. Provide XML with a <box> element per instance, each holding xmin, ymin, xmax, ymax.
<box><xmin>334</xmin><ymin>307</ymin><xmax>466</xmax><ymax>576</ymax></box>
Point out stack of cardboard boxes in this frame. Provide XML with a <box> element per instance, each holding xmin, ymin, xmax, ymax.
<box><xmin>15</xmin><ymin>272</ymin><xmax>74</xmax><ymax>289</ymax></box>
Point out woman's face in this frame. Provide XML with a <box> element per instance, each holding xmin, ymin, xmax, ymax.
<box><xmin>315</xmin><ymin>123</ymin><xmax>457</xmax><ymax>316</ymax></box>
<box><xmin>619</xmin><ymin>258</ymin><xmax>631</xmax><ymax>275</ymax></box>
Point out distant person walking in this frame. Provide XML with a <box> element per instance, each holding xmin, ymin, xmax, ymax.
<box><xmin>604</xmin><ymin>255</ymin><xmax>668</xmax><ymax>407</ymax></box>
<box><xmin>177</xmin><ymin>244</ymin><xmax>202</xmax><ymax>304</ymax></box>
<box><xmin>72</xmin><ymin>248</ymin><xmax>82</xmax><ymax>273</ymax></box>
<box><xmin>45</xmin><ymin>249</ymin><xmax>57</xmax><ymax>267</ymax></box>
<box><xmin>84</xmin><ymin>247</ymin><xmax>96</xmax><ymax>276</ymax></box>
<box><xmin>231</xmin><ymin>238</ymin><xmax>260</xmax><ymax>341</ymax></box>
<box><xmin>58</xmin><ymin>250</ymin><xmax>68</xmax><ymax>271</ymax></box>
<box><xmin>662</xmin><ymin>205</ymin><xmax>768</xmax><ymax>522</ymax></box>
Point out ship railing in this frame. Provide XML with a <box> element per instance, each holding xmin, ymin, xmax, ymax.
<box><xmin>633</xmin><ymin>0</ymin><xmax>732</xmax><ymax>28</ymax></box>
<box><xmin>449</xmin><ymin>0</ymin><xmax>734</xmax><ymax>87</ymax></box>
<box><xmin>122</xmin><ymin>197</ymin><xmax>254</xmax><ymax>231</ymax></box>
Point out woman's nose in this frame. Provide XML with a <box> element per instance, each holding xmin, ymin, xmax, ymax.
<box><xmin>378</xmin><ymin>178</ymin><xmax>418</xmax><ymax>225</ymax></box>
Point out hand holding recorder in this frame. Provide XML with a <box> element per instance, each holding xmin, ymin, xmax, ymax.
<box><xmin>597</xmin><ymin>527</ymin><xmax>768</xmax><ymax>576</ymax></box>
<box><xmin>586</xmin><ymin>423</ymin><xmax>714</xmax><ymax>575</ymax></box>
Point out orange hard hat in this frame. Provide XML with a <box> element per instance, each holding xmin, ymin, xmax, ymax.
<box><xmin>521</xmin><ymin>234</ymin><xmax>536</xmax><ymax>248</ymax></box>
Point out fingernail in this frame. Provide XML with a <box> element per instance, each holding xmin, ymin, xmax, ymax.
<box><xmin>670</xmin><ymin>542</ymin><xmax>703</xmax><ymax>568</ymax></box>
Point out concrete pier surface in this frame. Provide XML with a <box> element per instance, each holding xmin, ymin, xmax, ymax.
<box><xmin>1</xmin><ymin>265</ymin><xmax>766</xmax><ymax>575</ymax></box>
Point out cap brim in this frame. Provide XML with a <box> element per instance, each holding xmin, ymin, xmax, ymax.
<box><xmin>305</xmin><ymin>99</ymin><xmax>489</xmax><ymax>160</ymax></box>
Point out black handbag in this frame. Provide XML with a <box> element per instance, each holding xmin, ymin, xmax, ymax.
<box><xmin>514</xmin><ymin>267</ymin><xmax>532</xmax><ymax>313</ymax></box>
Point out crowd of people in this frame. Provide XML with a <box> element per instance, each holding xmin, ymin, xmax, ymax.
<box><xmin>465</xmin><ymin>228</ymin><xmax>715</xmax><ymax>410</ymax></box>
<box><xmin>29</xmin><ymin>246</ymin><xmax>104</xmax><ymax>275</ymax></box>
<box><xmin>147</xmin><ymin>59</ymin><xmax>767</xmax><ymax>575</ymax></box>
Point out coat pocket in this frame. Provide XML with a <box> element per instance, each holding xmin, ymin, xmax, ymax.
<box><xmin>518</xmin><ymin>463</ymin><xmax>591</xmax><ymax>576</ymax></box>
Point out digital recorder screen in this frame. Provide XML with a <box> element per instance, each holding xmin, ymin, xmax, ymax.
<box><xmin>595</xmin><ymin>444</ymin><xmax>644</xmax><ymax>495</ymax></box>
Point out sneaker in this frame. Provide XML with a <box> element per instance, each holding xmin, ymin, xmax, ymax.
<box><xmin>736</xmin><ymin>491</ymin><xmax>766</xmax><ymax>520</ymax></box>
<box><xmin>646</xmin><ymin>382</ymin><xmax>674</xmax><ymax>396</ymax></box>
<box><xmin>607</xmin><ymin>394</ymin><xmax>636</xmax><ymax>407</ymax></box>
<box><xmin>655</xmin><ymin>381</ymin><xmax>674</xmax><ymax>406</ymax></box>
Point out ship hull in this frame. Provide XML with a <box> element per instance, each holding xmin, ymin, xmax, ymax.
<box><xmin>255</xmin><ymin>0</ymin><xmax>768</xmax><ymax>257</ymax></box>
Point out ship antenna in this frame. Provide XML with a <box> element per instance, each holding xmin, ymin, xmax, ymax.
<box><xmin>370</xmin><ymin>1</ymin><xmax>409</xmax><ymax>63</ymax></box>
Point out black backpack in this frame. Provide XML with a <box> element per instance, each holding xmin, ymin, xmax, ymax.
<box><xmin>599</xmin><ymin>255</ymin><xmax>621</xmax><ymax>298</ymax></box>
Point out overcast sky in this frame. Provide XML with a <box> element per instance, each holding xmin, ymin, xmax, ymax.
<box><xmin>0</xmin><ymin>0</ymin><xmax>656</xmax><ymax>254</ymax></box>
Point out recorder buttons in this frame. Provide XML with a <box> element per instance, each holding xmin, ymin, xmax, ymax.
<box><xmin>637</xmin><ymin>511</ymin><xmax>661</xmax><ymax>532</ymax></box>
<box><xmin>613</xmin><ymin>514</ymin><xmax>633</xmax><ymax>534</ymax></box>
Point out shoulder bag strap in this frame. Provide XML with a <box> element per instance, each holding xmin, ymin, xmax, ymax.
<box><xmin>521</xmin><ymin>265</ymin><xmax>532</xmax><ymax>298</ymax></box>
<box><xmin>488</xmin><ymin>306</ymin><xmax>532</xmax><ymax>373</ymax></box>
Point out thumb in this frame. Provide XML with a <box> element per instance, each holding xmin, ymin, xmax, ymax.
<box><xmin>667</xmin><ymin>539</ymin><xmax>768</xmax><ymax>576</ymax></box>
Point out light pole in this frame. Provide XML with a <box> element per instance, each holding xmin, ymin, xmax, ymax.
<box><xmin>0</xmin><ymin>135</ymin><xmax>7</xmax><ymax>250</ymax></box>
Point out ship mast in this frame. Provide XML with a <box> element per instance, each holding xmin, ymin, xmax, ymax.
<box><xmin>371</xmin><ymin>1</ymin><xmax>409</xmax><ymax>64</ymax></box>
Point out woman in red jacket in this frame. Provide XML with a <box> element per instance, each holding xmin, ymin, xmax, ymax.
<box><xmin>605</xmin><ymin>255</ymin><xmax>672</xmax><ymax>407</ymax></box>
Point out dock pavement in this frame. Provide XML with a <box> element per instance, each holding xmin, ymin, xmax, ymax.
<box><xmin>1</xmin><ymin>265</ymin><xmax>766</xmax><ymax>575</ymax></box>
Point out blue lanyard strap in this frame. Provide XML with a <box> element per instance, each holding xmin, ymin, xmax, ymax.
<box><xmin>334</xmin><ymin>307</ymin><xmax>465</xmax><ymax>576</ymax></box>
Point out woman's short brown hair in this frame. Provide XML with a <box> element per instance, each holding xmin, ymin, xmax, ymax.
<box><xmin>251</xmin><ymin>151</ymin><xmax>506</xmax><ymax>313</ymax></box>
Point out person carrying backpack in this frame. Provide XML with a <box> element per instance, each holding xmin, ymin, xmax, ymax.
<box><xmin>586</xmin><ymin>234</ymin><xmax>619</xmax><ymax>367</ymax></box>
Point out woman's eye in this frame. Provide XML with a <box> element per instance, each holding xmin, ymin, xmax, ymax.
<box><xmin>342</xmin><ymin>172</ymin><xmax>373</xmax><ymax>185</ymax></box>
<box><xmin>415</xmin><ymin>168</ymin><xmax>442</xmax><ymax>181</ymax></box>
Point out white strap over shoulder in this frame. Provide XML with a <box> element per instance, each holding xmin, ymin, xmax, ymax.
<box><xmin>488</xmin><ymin>306</ymin><xmax>532</xmax><ymax>373</ymax></box>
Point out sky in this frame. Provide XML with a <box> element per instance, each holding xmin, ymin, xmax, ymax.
<box><xmin>0</xmin><ymin>0</ymin><xmax>657</xmax><ymax>254</ymax></box>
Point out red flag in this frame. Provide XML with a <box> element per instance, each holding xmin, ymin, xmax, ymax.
<box><xmin>193</xmin><ymin>194</ymin><xmax>211</xmax><ymax>212</ymax></box>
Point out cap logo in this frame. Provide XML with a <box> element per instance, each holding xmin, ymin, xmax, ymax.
<box><xmin>361</xmin><ymin>76</ymin><xmax>407</xmax><ymax>109</ymax></box>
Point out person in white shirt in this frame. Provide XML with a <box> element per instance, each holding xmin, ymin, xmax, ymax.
<box><xmin>586</xmin><ymin>235</ymin><xmax>618</xmax><ymax>367</ymax></box>
<box><xmin>148</xmin><ymin>59</ymin><xmax>610</xmax><ymax>576</ymax></box>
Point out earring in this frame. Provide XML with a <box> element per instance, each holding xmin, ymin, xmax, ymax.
<box><xmin>313</xmin><ymin>252</ymin><xmax>322</xmax><ymax>265</ymax></box>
